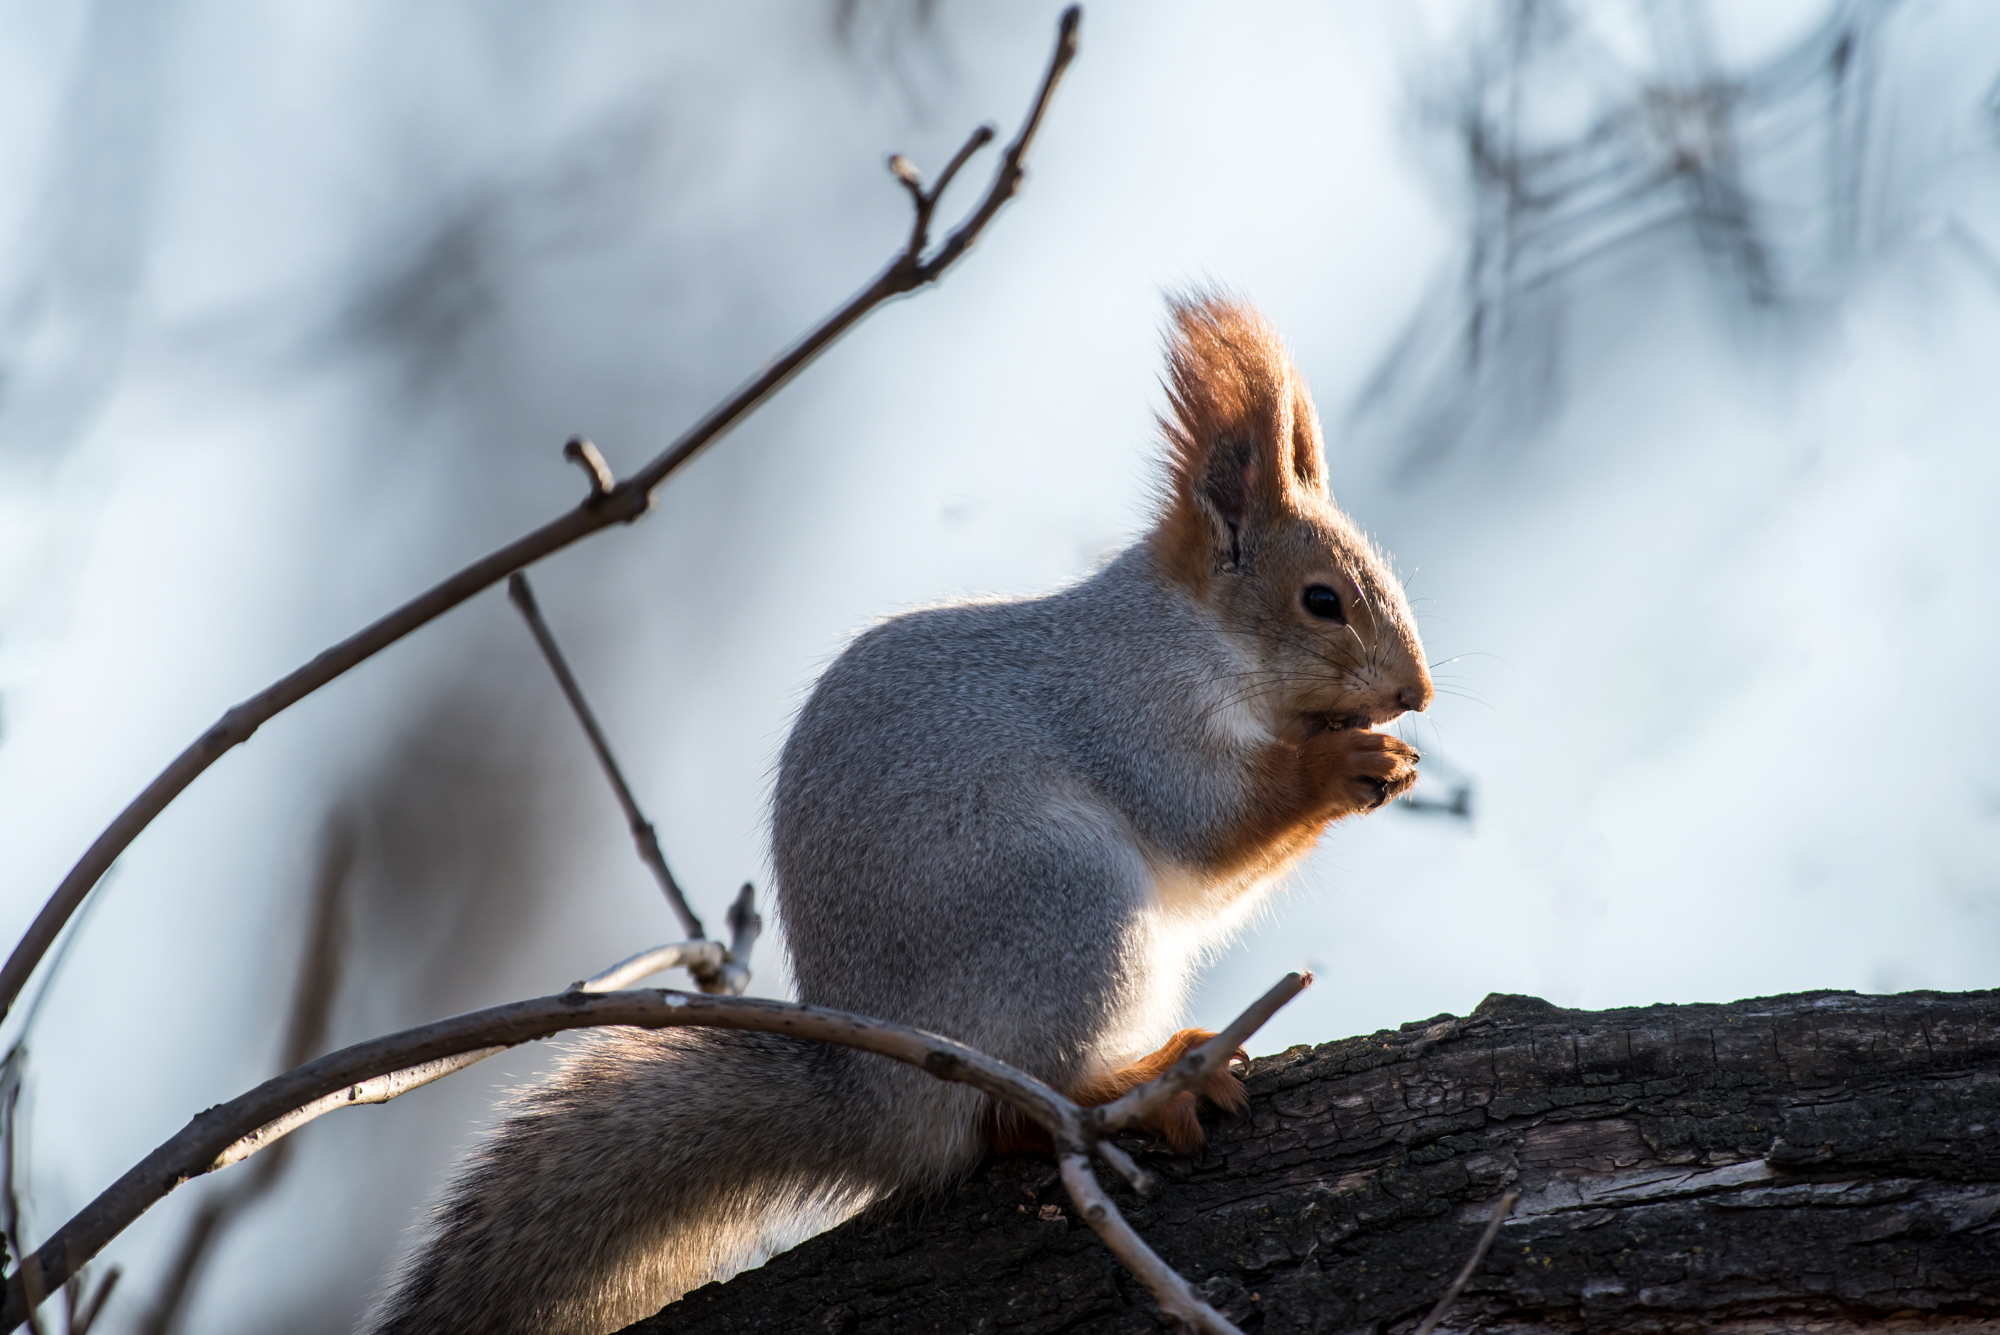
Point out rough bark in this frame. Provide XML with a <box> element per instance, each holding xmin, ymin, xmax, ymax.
<box><xmin>624</xmin><ymin>988</ymin><xmax>2000</xmax><ymax>1334</ymax></box>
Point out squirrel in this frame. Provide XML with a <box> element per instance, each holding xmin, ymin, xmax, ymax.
<box><xmin>362</xmin><ymin>295</ymin><xmax>1433</xmax><ymax>1334</ymax></box>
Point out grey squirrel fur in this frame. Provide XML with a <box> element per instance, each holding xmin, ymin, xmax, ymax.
<box><xmin>362</xmin><ymin>296</ymin><xmax>1433</xmax><ymax>1334</ymax></box>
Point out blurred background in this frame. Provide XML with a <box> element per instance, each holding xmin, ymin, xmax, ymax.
<box><xmin>2</xmin><ymin>1</ymin><xmax>1998</xmax><ymax>1329</ymax></box>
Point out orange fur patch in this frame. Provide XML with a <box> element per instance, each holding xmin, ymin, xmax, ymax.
<box><xmin>1070</xmin><ymin>1028</ymin><xmax>1249</xmax><ymax>1155</ymax></box>
<box><xmin>1150</xmin><ymin>296</ymin><xmax>1327</xmax><ymax>593</ymax></box>
<box><xmin>1199</xmin><ymin>726</ymin><xmax>1422</xmax><ymax>885</ymax></box>
<box><xmin>985</xmin><ymin>1029</ymin><xmax>1250</xmax><ymax>1156</ymax></box>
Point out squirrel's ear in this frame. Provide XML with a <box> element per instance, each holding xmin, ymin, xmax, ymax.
<box><xmin>1153</xmin><ymin>296</ymin><xmax>1325</xmax><ymax>585</ymax></box>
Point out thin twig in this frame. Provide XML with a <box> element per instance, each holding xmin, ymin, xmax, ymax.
<box><xmin>1092</xmin><ymin>972</ymin><xmax>1309</xmax><ymax>1135</ymax></box>
<box><xmin>1411</xmin><ymin>1190</ymin><xmax>1520</xmax><ymax>1335</ymax></box>
<box><xmin>1057</xmin><ymin>1153</ymin><xmax>1239</xmax><ymax>1335</ymax></box>
<box><xmin>571</xmin><ymin>942</ymin><xmax>725</xmax><ymax>994</ymax></box>
<box><xmin>720</xmin><ymin>882</ymin><xmax>761</xmax><ymax>997</ymax></box>
<box><xmin>507</xmin><ymin>572</ymin><xmax>708</xmax><ymax>944</ymax></box>
<box><xmin>7</xmin><ymin>960</ymin><xmax>1289</xmax><ymax>1335</ymax></box>
<box><xmin>0</xmin><ymin>3</ymin><xmax>1083</xmax><ymax>1027</ymax></box>
<box><xmin>901</xmin><ymin>7</ymin><xmax>1078</xmax><ymax>287</ymax></box>
<box><xmin>561</xmin><ymin>436</ymin><xmax>616</xmax><ymax>501</ymax></box>
<box><xmin>210</xmin><ymin>1049</ymin><xmax>507</xmax><ymax>1174</ymax></box>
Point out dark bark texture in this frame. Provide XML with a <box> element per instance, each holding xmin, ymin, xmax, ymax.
<box><xmin>624</xmin><ymin>989</ymin><xmax>2000</xmax><ymax>1334</ymax></box>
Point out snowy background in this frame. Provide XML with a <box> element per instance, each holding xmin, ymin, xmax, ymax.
<box><xmin>2</xmin><ymin>2</ymin><xmax>1998</xmax><ymax>1329</ymax></box>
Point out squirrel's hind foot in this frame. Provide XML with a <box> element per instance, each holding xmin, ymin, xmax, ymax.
<box><xmin>984</xmin><ymin>1029</ymin><xmax>1248</xmax><ymax>1156</ymax></box>
<box><xmin>1072</xmin><ymin>1027</ymin><xmax>1249</xmax><ymax>1155</ymax></box>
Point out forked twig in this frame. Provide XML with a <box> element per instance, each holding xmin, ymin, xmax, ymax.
<box><xmin>7</xmin><ymin>956</ymin><xmax>1274</xmax><ymax>1335</ymax></box>
<box><xmin>1411</xmin><ymin>1190</ymin><xmax>1520</xmax><ymax>1335</ymax></box>
<box><xmin>1092</xmin><ymin>972</ymin><xmax>1309</xmax><ymax>1136</ymax></box>
<box><xmin>0</xmin><ymin>3</ymin><xmax>1083</xmax><ymax>1027</ymax></box>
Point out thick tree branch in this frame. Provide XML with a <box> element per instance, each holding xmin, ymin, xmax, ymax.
<box><xmin>6</xmin><ymin>956</ymin><xmax>1275</xmax><ymax>1335</ymax></box>
<box><xmin>636</xmin><ymin>988</ymin><xmax>2000</xmax><ymax>1335</ymax></box>
<box><xmin>0</xmin><ymin>3</ymin><xmax>1083</xmax><ymax>1027</ymax></box>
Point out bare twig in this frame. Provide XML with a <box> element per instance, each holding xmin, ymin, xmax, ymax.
<box><xmin>1092</xmin><ymin>972</ymin><xmax>1309</xmax><ymax>1136</ymax></box>
<box><xmin>897</xmin><ymin>7</ymin><xmax>1077</xmax><ymax>286</ymax></box>
<box><xmin>561</xmin><ymin>436</ymin><xmax>615</xmax><ymax>501</ymax></box>
<box><xmin>1411</xmin><ymin>1190</ymin><xmax>1520</xmax><ymax>1335</ymax></box>
<box><xmin>571</xmin><ymin>942</ymin><xmax>726</xmax><ymax>994</ymax></box>
<box><xmin>210</xmin><ymin>1049</ymin><xmax>507</xmax><ymax>1175</ymax></box>
<box><xmin>507</xmin><ymin>571</ymin><xmax>709</xmax><ymax>945</ymax></box>
<box><xmin>0</xmin><ymin>3</ymin><xmax>1083</xmax><ymax>1026</ymax></box>
<box><xmin>1057</xmin><ymin>1153</ymin><xmax>1237</xmax><ymax>1335</ymax></box>
<box><xmin>507</xmin><ymin>573</ymin><xmax>761</xmax><ymax>993</ymax></box>
<box><xmin>133</xmin><ymin>818</ymin><xmax>357</xmax><ymax>1335</ymax></box>
<box><xmin>720</xmin><ymin>882</ymin><xmax>761</xmax><ymax>996</ymax></box>
<box><xmin>7</xmin><ymin>959</ymin><xmax>1287</xmax><ymax>1335</ymax></box>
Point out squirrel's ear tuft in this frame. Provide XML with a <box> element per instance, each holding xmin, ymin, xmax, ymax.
<box><xmin>1153</xmin><ymin>294</ymin><xmax>1327</xmax><ymax>588</ymax></box>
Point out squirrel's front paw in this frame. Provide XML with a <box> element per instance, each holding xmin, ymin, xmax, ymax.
<box><xmin>1314</xmin><ymin>728</ymin><xmax>1420</xmax><ymax>814</ymax></box>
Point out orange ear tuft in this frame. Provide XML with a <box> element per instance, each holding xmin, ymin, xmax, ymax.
<box><xmin>1151</xmin><ymin>295</ymin><xmax>1326</xmax><ymax>590</ymax></box>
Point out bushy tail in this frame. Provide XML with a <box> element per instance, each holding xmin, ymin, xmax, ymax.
<box><xmin>362</xmin><ymin>1027</ymin><xmax>965</xmax><ymax>1335</ymax></box>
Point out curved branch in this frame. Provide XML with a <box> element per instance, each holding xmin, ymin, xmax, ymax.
<box><xmin>1</xmin><ymin>991</ymin><xmax>1057</xmax><ymax>1326</ymax></box>
<box><xmin>8</xmin><ymin>960</ymin><xmax>1283</xmax><ymax>1335</ymax></box>
<box><xmin>11</xmin><ymin>959</ymin><xmax>1280</xmax><ymax>1335</ymax></box>
<box><xmin>0</xmin><ymin>2</ymin><xmax>1085</xmax><ymax>1027</ymax></box>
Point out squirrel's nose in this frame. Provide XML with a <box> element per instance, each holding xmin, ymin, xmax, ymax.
<box><xmin>1397</xmin><ymin>683</ymin><xmax>1432</xmax><ymax>714</ymax></box>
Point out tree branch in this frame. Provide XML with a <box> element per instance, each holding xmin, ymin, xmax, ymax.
<box><xmin>0</xmin><ymin>3</ymin><xmax>1084</xmax><ymax>1027</ymax></box>
<box><xmin>7</xmin><ymin>959</ymin><xmax>1282</xmax><ymax>1335</ymax></box>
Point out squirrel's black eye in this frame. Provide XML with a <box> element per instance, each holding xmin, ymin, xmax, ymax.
<box><xmin>1302</xmin><ymin>585</ymin><xmax>1347</xmax><ymax>623</ymax></box>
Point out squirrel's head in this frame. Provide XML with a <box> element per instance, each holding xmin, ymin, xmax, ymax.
<box><xmin>1149</xmin><ymin>294</ymin><xmax>1432</xmax><ymax>733</ymax></box>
